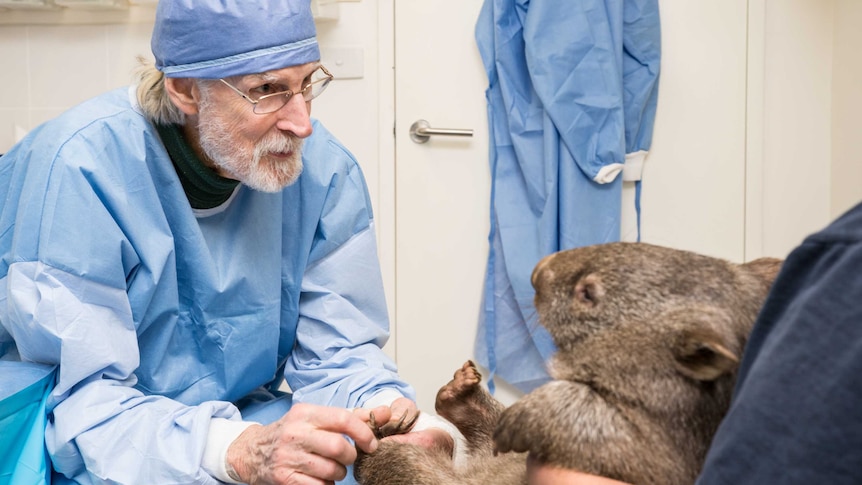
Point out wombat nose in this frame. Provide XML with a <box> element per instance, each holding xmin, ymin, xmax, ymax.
<box><xmin>532</xmin><ymin>253</ymin><xmax>556</xmax><ymax>289</ymax></box>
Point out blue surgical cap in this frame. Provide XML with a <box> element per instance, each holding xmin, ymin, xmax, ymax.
<box><xmin>152</xmin><ymin>0</ymin><xmax>320</xmax><ymax>79</ymax></box>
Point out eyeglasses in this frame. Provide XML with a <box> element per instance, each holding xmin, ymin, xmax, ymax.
<box><xmin>219</xmin><ymin>65</ymin><xmax>333</xmax><ymax>115</ymax></box>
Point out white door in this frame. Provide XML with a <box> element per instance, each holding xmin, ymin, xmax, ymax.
<box><xmin>392</xmin><ymin>0</ymin><xmax>496</xmax><ymax>412</ymax></box>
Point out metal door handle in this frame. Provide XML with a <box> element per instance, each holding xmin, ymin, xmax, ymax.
<box><xmin>409</xmin><ymin>119</ymin><xmax>473</xmax><ymax>144</ymax></box>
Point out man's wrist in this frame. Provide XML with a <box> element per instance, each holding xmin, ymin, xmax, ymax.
<box><xmin>202</xmin><ymin>418</ymin><xmax>258</xmax><ymax>483</ymax></box>
<box><xmin>225</xmin><ymin>455</ymin><xmax>243</xmax><ymax>483</ymax></box>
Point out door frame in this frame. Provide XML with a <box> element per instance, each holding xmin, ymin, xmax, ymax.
<box><xmin>375</xmin><ymin>0</ymin><xmax>397</xmax><ymax>359</ymax></box>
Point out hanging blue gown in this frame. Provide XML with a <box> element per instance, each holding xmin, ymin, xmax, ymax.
<box><xmin>475</xmin><ymin>0</ymin><xmax>661</xmax><ymax>392</ymax></box>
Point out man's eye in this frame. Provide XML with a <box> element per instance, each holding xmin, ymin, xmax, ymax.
<box><xmin>251</xmin><ymin>83</ymin><xmax>285</xmax><ymax>96</ymax></box>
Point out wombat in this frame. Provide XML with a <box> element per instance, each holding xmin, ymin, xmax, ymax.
<box><xmin>355</xmin><ymin>242</ymin><xmax>783</xmax><ymax>485</ymax></box>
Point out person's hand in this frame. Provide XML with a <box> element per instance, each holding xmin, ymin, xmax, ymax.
<box><xmin>226</xmin><ymin>403</ymin><xmax>392</xmax><ymax>484</ymax></box>
<box><xmin>527</xmin><ymin>455</ymin><xmax>632</xmax><ymax>485</ymax></box>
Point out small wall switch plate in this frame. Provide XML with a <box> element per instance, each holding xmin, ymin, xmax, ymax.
<box><xmin>321</xmin><ymin>46</ymin><xmax>364</xmax><ymax>80</ymax></box>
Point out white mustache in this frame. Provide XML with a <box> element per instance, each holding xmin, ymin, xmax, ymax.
<box><xmin>255</xmin><ymin>134</ymin><xmax>302</xmax><ymax>158</ymax></box>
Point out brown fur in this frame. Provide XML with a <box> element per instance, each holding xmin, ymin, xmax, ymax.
<box><xmin>355</xmin><ymin>242</ymin><xmax>783</xmax><ymax>485</ymax></box>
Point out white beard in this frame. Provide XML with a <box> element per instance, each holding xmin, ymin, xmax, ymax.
<box><xmin>197</xmin><ymin>91</ymin><xmax>304</xmax><ymax>193</ymax></box>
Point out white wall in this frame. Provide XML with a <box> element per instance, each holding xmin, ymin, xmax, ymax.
<box><xmin>623</xmin><ymin>0</ymin><xmax>748</xmax><ymax>263</ymax></box>
<box><xmin>831</xmin><ymin>0</ymin><xmax>862</xmax><ymax>219</ymax></box>
<box><xmin>743</xmin><ymin>0</ymin><xmax>862</xmax><ymax>259</ymax></box>
<box><xmin>0</xmin><ymin>18</ymin><xmax>153</xmax><ymax>151</ymax></box>
<box><xmin>623</xmin><ymin>0</ymin><xmax>859</xmax><ymax>264</ymax></box>
<box><xmin>759</xmin><ymin>0</ymin><xmax>834</xmax><ymax>258</ymax></box>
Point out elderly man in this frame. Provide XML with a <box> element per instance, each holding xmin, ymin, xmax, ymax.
<box><xmin>0</xmin><ymin>1</ymin><xmax>457</xmax><ymax>483</ymax></box>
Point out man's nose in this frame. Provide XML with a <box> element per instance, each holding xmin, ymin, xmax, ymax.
<box><xmin>274</xmin><ymin>94</ymin><xmax>313</xmax><ymax>138</ymax></box>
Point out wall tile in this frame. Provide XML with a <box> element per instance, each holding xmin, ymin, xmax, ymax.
<box><xmin>0</xmin><ymin>26</ymin><xmax>29</xmax><ymax>109</ymax></box>
<box><xmin>106</xmin><ymin>22</ymin><xmax>155</xmax><ymax>89</ymax></box>
<box><xmin>28</xmin><ymin>24</ymin><xmax>109</xmax><ymax>110</ymax></box>
<box><xmin>0</xmin><ymin>108</ymin><xmax>31</xmax><ymax>154</ymax></box>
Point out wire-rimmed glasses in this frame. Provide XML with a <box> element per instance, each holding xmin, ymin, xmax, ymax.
<box><xmin>219</xmin><ymin>65</ymin><xmax>333</xmax><ymax>115</ymax></box>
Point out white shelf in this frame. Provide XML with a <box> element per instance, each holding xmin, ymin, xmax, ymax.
<box><xmin>0</xmin><ymin>0</ymin><xmax>159</xmax><ymax>23</ymax></box>
<box><xmin>0</xmin><ymin>1</ymin><xmax>340</xmax><ymax>24</ymax></box>
<box><xmin>0</xmin><ymin>0</ymin><xmax>57</xmax><ymax>9</ymax></box>
<box><xmin>54</xmin><ymin>0</ymin><xmax>127</xmax><ymax>9</ymax></box>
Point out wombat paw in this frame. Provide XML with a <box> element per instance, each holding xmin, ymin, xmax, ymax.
<box><xmin>435</xmin><ymin>360</ymin><xmax>494</xmax><ymax>428</ymax></box>
<box><xmin>436</xmin><ymin>360</ymin><xmax>482</xmax><ymax>405</ymax></box>
<box><xmin>492</xmin><ymin>401</ymin><xmax>537</xmax><ymax>456</ymax></box>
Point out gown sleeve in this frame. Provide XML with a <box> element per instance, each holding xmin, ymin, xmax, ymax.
<box><xmin>283</xmin><ymin>144</ymin><xmax>415</xmax><ymax>409</ymax></box>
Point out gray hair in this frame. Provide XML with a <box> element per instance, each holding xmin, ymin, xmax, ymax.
<box><xmin>134</xmin><ymin>56</ymin><xmax>186</xmax><ymax>125</ymax></box>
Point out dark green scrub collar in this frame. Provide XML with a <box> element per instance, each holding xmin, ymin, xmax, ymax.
<box><xmin>155</xmin><ymin>123</ymin><xmax>240</xmax><ymax>210</ymax></box>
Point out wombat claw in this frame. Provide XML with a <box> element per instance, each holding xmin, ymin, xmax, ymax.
<box><xmin>367</xmin><ymin>411</ymin><xmax>382</xmax><ymax>439</ymax></box>
<box><xmin>369</xmin><ymin>410</ymin><xmax>419</xmax><ymax>439</ymax></box>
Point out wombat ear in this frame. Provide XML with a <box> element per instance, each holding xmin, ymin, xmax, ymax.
<box><xmin>741</xmin><ymin>257</ymin><xmax>783</xmax><ymax>289</ymax></box>
<box><xmin>574</xmin><ymin>273</ymin><xmax>604</xmax><ymax>307</ymax></box>
<box><xmin>673</xmin><ymin>326</ymin><xmax>739</xmax><ymax>381</ymax></box>
<box><xmin>667</xmin><ymin>307</ymin><xmax>741</xmax><ymax>382</ymax></box>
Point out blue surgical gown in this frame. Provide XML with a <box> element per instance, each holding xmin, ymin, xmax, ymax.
<box><xmin>0</xmin><ymin>86</ymin><xmax>413</xmax><ymax>483</ymax></box>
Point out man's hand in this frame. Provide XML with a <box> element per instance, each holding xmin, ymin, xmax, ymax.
<box><xmin>226</xmin><ymin>403</ymin><xmax>392</xmax><ymax>484</ymax></box>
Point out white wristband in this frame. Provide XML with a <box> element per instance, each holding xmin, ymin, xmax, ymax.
<box><xmin>201</xmin><ymin>418</ymin><xmax>258</xmax><ymax>484</ymax></box>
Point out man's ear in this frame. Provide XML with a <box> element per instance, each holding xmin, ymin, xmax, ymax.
<box><xmin>164</xmin><ymin>77</ymin><xmax>200</xmax><ymax>116</ymax></box>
